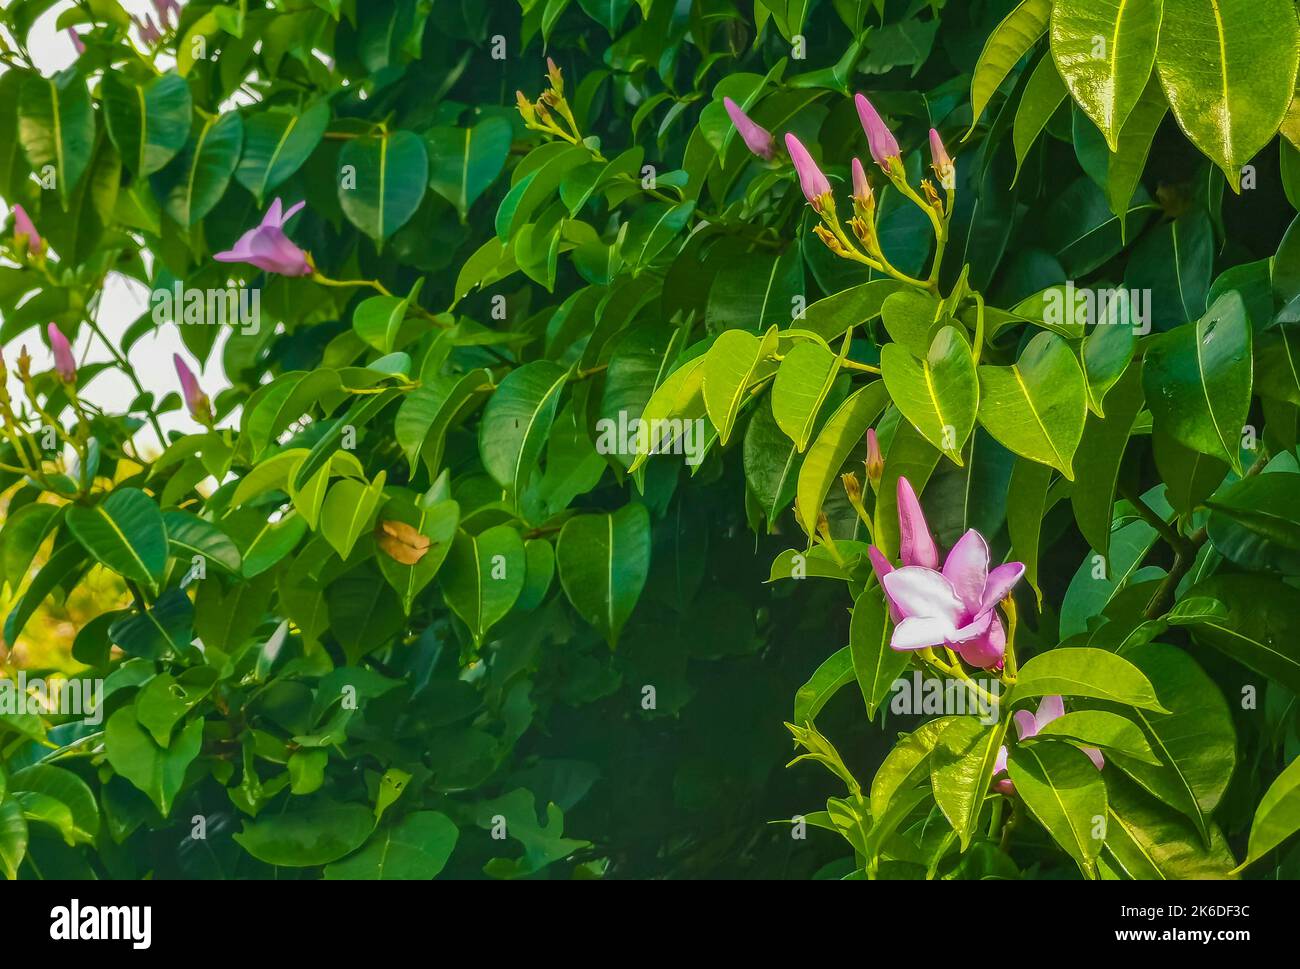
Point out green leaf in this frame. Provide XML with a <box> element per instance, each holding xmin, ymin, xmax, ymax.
<box><xmin>235</xmin><ymin>800</ymin><xmax>375</xmax><ymax>867</ymax></box>
<box><xmin>441</xmin><ymin>525</ymin><xmax>526</xmax><ymax>646</ymax></box>
<box><xmin>339</xmin><ymin>130</ymin><xmax>429</xmax><ymax>240</ymax></box>
<box><xmin>1104</xmin><ymin>773</ymin><xmax>1238</xmax><ymax>879</ymax></box>
<box><xmin>1006</xmin><ymin>457</ymin><xmax>1055</xmax><ymax>606</ymax></box>
<box><xmin>324</xmin><ymin>811</ymin><xmax>459</xmax><ymax>879</ymax></box>
<box><xmin>1070</xmin><ymin>364</ymin><xmax>1143</xmax><ymax>557</ymax></box>
<box><xmin>1050</xmin><ymin>0</ymin><xmax>1162</xmax><ymax>149</ymax></box>
<box><xmin>1106</xmin><ymin>74</ymin><xmax>1168</xmax><ymax>220</ymax></box>
<box><xmin>1143</xmin><ymin>293</ymin><xmax>1252</xmax><ymax>473</ymax></box>
<box><xmin>793</xmin><ymin>646</ymin><xmax>855</xmax><ymax>725</ymax></box>
<box><xmin>163</xmin><ymin>509</ymin><xmax>241</xmax><ymax>577</ymax></box>
<box><xmin>881</xmin><ymin>326</ymin><xmax>979</xmax><ymax>465</ymax></box>
<box><xmin>1155</xmin><ymin>0</ymin><xmax>1300</xmax><ymax>183</ymax></box>
<box><xmin>395</xmin><ymin>369</ymin><xmax>493</xmax><ymax>478</ymax></box>
<box><xmin>3</xmin><ymin>543</ymin><xmax>84</xmax><ymax>644</ymax></box>
<box><xmin>65</xmin><ymin>487</ymin><xmax>168</xmax><ymax>594</ymax></box>
<box><xmin>1206</xmin><ymin>473</ymin><xmax>1300</xmax><ymax>571</ymax></box>
<box><xmin>1107</xmin><ymin>643</ymin><xmax>1236</xmax><ymax>845</ymax></box>
<box><xmin>931</xmin><ymin>717</ymin><xmax>1008</xmax><ymax>850</ymax></box>
<box><xmin>18</xmin><ymin>68</ymin><xmax>94</xmax><ymax>208</ymax></box>
<box><xmin>1238</xmin><ymin>755</ymin><xmax>1300</xmax><ymax>870</ymax></box>
<box><xmin>109</xmin><ymin>590</ymin><xmax>193</xmax><ymax>660</ymax></box>
<box><xmin>849</xmin><ymin>590</ymin><xmax>909</xmax><ymax>720</ymax></box>
<box><xmin>1012</xmin><ymin>647</ymin><xmax>1166</xmax><ymax>710</ymax></box>
<box><xmin>1013</xmin><ymin>55</ymin><xmax>1069</xmax><ymax>179</ymax></box>
<box><xmin>479</xmin><ymin>360</ymin><xmax>569</xmax><ymax>511</ymax></box>
<box><xmin>104</xmin><ymin>708</ymin><xmax>203</xmax><ymax>815</ymax></box>
<box><xmin>1168</xmin><ymin>575</ymin><xmax>1300</xmax><ymax>692</ymax></box>
<box><xmin>557</xmin><ymin>504</ymin><xmax>651</xmax><ymax>647</ymax></box>
<box><xmin>772</xmin><ymin>340</ymin><xmax>841</xmax><ymax>451</ymax></box>
<box><xmin>702</xmin><ymin>327</ymin><xmax>778</xmax><ymax>445</ymax></box>
<box><xmin>8</xmin><ymin>765</ymin><xmax>99</xmax><ymax>846</ymax></box>
<box><xmin>320</xmin><ymin>473</ymin><xmax>386</xmax><ymax>560</ymax></box>
<box><xmin>375</xmin><ymin>497</ymin><xmax>459</xmax><ymax>614</ymax></box>
<box><xmin>977</xmin><ymin>332</ymin><xmax>1087</xmax><ymax>479</ymax></box>
<box><xmin>967</xmin><ymin>0</ymin><xmax>1053</xmax><ymax>137</ymax></box>
<box><xmin>0</xmin><ymin>799</ymin><xmax>27</xmax><ymax>880</ymax></box>
<box><xmin>150</xmin><ymin>110</ymin><xmax>244</xmax><ymax>226</ymax></box>
<box><xmin>1008</xmin><ymin>742</ymin><xmax>1107</xmax><ymax>878</ymax></box>
<box><xmin>425</xmin><ymin>117</ymin><xmax>513</xmax><ymax>219</ymax></box>
<box><xmin>743</xmin><ymin>392</ymin><xmax>804</xmax><ymax>528</ymax></box>
<box><xmin>235</xmin><ymin>101</ymin><xmax>329</xmax><ymax>203</ymax></box>
<box><xmin>1027</xmin><ymin>710</ymin><xmax>1159</xmax><ymax>764</ymax></box>
<box><xmin>101</xmin><ymin>71</ymin><xmax>192</xmax><ymax>178</ymax></box>
<box><xmin>795</xmin><ymin>382</ymin><xmax>890</xmax><ymax>537</ymax></box>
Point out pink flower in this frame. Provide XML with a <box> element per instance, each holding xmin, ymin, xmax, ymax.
<box><xmin>174</xmin><ymin>354</ymin><xmax>211</xmax><ymax>423</ymax></box>
<box><xmin>47</xmin><ymin>323</ymin><xmax>75</xmax><ymax>383</ymax></box>
<box><xmin>152</xmin><ymin>0</ymin><xmax>182</xmax><ymax>28</ymax></box>
<box><xmin>12</xmin><ymin>204</ymin><xmax>43</xmax><ymax>256</ymax></box>
<box><xmin>67</xmin><ymin>29</ymin><xmax>86</xmax><ymax>55</ymax></box>
<box><xmin>135</xmin><ymin>14</ymin><xmax>162</xmax><ymax>45</ymax></box>
<box><xmin>929</xmin><ymin>128</ymin><xmax>954</xmax><ymax>190</ymax></box>
<box><xmin>784</xmin><ymin>134</ymin><xmax>831</xmax><ymax>208</ymax></box>
<box><xmin>214</xmin><ymin>199</ymin><xmax>312</xmax><ymax>277</ymax></box>
<box><xmin>992</xmin><ymin>696</ymin><xmax>1105</xmax><ymax>794</ymax></box>
<box><xmin>723</xmin><ymin>97</ymin><xmax>775</xmax><ymax>160</ymax></box>
<box><xmin>854</xmin><ymin>94</ymin><xmax>901</xmax><ymax>170</ymax></box>
<box><xmin>868</xmin><ymin>477</ymin><xmax>1023</xmax><ymax>668</ymax></box>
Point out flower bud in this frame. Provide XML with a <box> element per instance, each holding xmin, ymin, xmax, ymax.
<box><xmin>784</xmin><ymin>133</ymin><xmax>833</xmax><ymax>212</ymax></box>
<box><xmin>841</xmin><ymin>471</ymin><xmax>863</xmax><ymax>505</ymax></box>
<box><xmin>516</xmin><ymin>91</ymin><xmax>536</xmax><ymax>125</ymax></box>
<box><xmin>865</xmin><ymin>428</ymin><xmax>883</xmax><ymax>485</ymax></box>
<box><xmin>723</xmin><ymin>97</ymin><xmax>775</xmax><ymax>160</ymax></box>
<box><xmin>929</xmin><ymin>128</ymin><xmax>955</xmax><ymax>190</ymax></box>
<box><xmin>12</xmin><ymin>204</ymin><xmax>44</xmax><ymax>258</ymax></box>
<box><xmin>47</xmin><ymin>323</ymin><xmax>75</xmax><ymax>383</ymax></box>
<box><xmin>547</xmin><ymin>57</ymin><xmax>564</xmax><ymax>97</ymax></box>
<box><xmin>174</xmin><ymin>354</ymin><xmax>212</xmax><ymax>425</ymax></box>
<box><xmin>17</xmin><ymin>346</ymin><xmax>32</xmax><ymax>382</ymax></box>
<box><xmin>855</xmin><ymin>94</ymin><xmax>901</xmax><ymax>170</ymax></box>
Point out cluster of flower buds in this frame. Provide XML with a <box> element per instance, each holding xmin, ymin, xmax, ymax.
<box><xmin>517</xmin><ymin>59</ymin><xmax>582</xmax><ymax>146</ymax></box>
<box><xmin>726</xmin><ymin>93</ymin><xmax>957</xmax><ymax>291</ymax></box>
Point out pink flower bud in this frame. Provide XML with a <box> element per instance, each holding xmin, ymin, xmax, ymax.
<box><xmin>67</xmin><ymin>29</ymin><xmax>86</xmax><ymax>55</ymax></box>
<box><xmin>12</xmin><ymin>204</ymin><xmax>44</xmax><ymax>256</ymax></box>
<box><xmin>855</xmin><ymin>94</ymin><xmax>901</xmax><ymax>170</ymax></box>
<box><xmin>865</xmin><ymin>427</ymin><xmax>883</xmax><ymax>484</ymax></box>
<box><xmin>174</xmin><ymin>354</ymin><xmax>211</xmax><ymax>423</ymax></box>
<box><xmin>851</xmin><ymin>158</ymin><xmax>872</xmax><ymax>204</ymax></box>
<box><xmin>929</xmin><ymin>128</ymin><xmax>955</xmax><ymax>189</ymax></box>
<box><xmin>784</xmin><ymin>133</ymin><xmax>831</xmax><ymax>206</ymax></box>
<box><xmin>47</xmin><ymin>323</ymin><xmax>75</xmax><ymax>383</ymax></box>
<box><xmin>723</xmin><ymin>97</ymin><xmax>775</xmax><ymax>160</ymax></box>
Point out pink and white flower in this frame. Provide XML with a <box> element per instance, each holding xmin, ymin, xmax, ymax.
<box><xmin>868</xmin><ymin>477</ymin><xmax>1023</xmax><ymax>669</ymax></box>
<box><xmin>992</xmin><ymin>696</ymin><xmax>1106</xmax><ymax>795</ymax></box>
<box><xmin>214</xmin><ymin>199</ymin><xmax>312</xmax><ymax>277</ymax></box>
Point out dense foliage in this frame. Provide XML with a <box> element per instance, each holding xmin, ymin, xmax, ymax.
<box><xmin>2</xmin><ymin>0</ymin><xmax>1300</xmax><ymax>880</ymax></box>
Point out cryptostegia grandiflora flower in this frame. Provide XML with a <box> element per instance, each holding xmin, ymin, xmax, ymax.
<box><xmin>992</xmin><ymin>696</ymin><xmax>1105</xmax><ymax>794</ymax></box>
<box><xmin>868</xmin><ymin>477</ymin><xmax>1024</xmax><ymax>669</ymax></box>
<box><xmin>214</xmin><ymin>199</ymin><xmax>312</xmax><ymax>277</ymax></box>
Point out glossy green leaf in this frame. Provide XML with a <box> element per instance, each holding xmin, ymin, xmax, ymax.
<box><xmin>967</xmin><ymin>0</ymin><xmax>1053</xmax><ymax>137</ymax></box>
<box><xmin>235</xmin><ymin>101</ymin><xmax>330</xmax><ymax>202</ymax></box>
<box><xmin>441</xmin><ymin>525</ymin><xmax>526</xmax><ymax>646</ymax></box>
<box><xmin>18</xmin><ymin>68</ymin><xmax>94</xmax><ymax>208</ymax></box>
<box><xmin>150</xmin><ymin>110</ymin><xmax>244</xmax><ymax>226</ymax></box>
<box><xmin>1012</xmin><ymin>647</ymin><xmax>1166</xmax><ymax>711</ymax></box>
<box><xmin>102</xmin><ymin>71</ymin><xmax>193</xmax><ymax>177</ymax></box>
<box><xmin>881</xmin><ymin>326</ymin><xmax>978</xmax><ymax>465</ymax></box>
<box><xmin>556</xmin><ymin>504</ymin><xmax>651</xmax><ymax>647</ymax></box>
<box><xmin>65</xmin><ymin>488</ymin><xmax>168</xmax><ymax>594</ymax></box>
<box><xmin>339</xmin><ymin>130</ymin><xmax>429</xmax><ymax>240</ymax></box>
<box><xmin>1008</xmin><ymin>742</ymin><xmax>1107</xmax><ymax>877</ymax></box>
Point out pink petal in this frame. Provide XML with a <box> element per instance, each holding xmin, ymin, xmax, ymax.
<box><xmin>881</xmin><ymin>566</ymin><xmax>964</xmax><ymax>624</ymax></box>
<box><xmin>851</xmin><ymin>157</ymin><xmax>869</xmax><ymax>201</ymax></box>
<box><xmin>263</xmin><ymin>198</ymin><xmax>284</xmax><ymax>228</ymax></box>
<box><xmin>943</xmin><ymin>529</ymin><xmax>989</xmax><ymax>615</ymax></box>
<box><xmin>954</xmin><ymin>612</ymin><xmax>1005</xmax><ymax>669</ymax></box>
<box><xmin>867</xmin><ymin>546</ymin><xmax>902</xmax><ymax>623</ymax></box>
<box><xmin>1013</xmin><ymin>710</ymin><xmax>1038</xmax><ymax>741</ymax></box>
<box><xmin>980</xmin><ymin>561</ymin><xmax>1025</xmax><ymax>613</ymax></box>
<box><xmin>1035</xmin><ymin>695</ymin><xmax>1065</xmax><ymax>732</ymax></box>
<box><xmin>854</xmin><ymin>93</ymin><xmax>901</xmax><ymax>169</ymax></box>
<box><xmin>1084</xmin><ymin>747</ymin><xmax>1105</xmax><ymax>770</ymax></box>
<box><xmin>896</xmin><ymin>476</ymin><xmax>939</xmax><ymax>568</ymax></box>
<box><xmin>282</xmin><ymin>200</ymin><xmax>306</xmax><ymax>223</ymax></box>
<box><xmin>948</xmin><ymin>609</ymin><xmax>992</xmax><ymax>644</ymax></box>
<box><xmin>993</xmin><ymin>745</ymin><xmax>1008</xmax><ymax>776</ymax></box>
